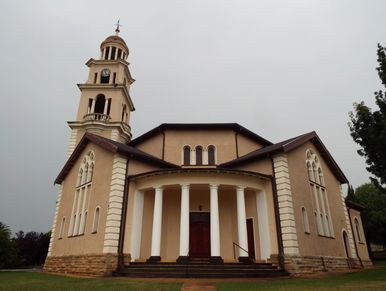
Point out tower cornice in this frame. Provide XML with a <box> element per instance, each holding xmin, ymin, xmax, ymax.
<box><xmin>85</xmin><ymin>58</ymin><xmax>135</xmax><ymax>84</ymax></box>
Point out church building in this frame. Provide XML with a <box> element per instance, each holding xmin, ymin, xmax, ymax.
<box><xmin>44</xmin><ymin>29</ymin><xmax>371</xmax><ymax>277</ymax></box>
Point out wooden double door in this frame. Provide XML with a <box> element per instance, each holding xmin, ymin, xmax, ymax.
<box><xmin>189</xmin><ymin>212</ymin><xmax>210</xmax><ymax>258</ymax></box>
<box><xmin>189</xmin><ymin>213</ymin><xmax>256</xmax><ymax>260</ymax></box>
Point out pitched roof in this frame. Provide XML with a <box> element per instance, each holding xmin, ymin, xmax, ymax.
<box><xmin>345</xmin><ymin>199</ymin><xmax>365</xmax><ymax>211</ymax></box>
<box><xmin>220</xmin><ymin>131</ymin><xmax>349</xmax><ymax>184</ymax></box>
<box><xmin>129</xmin><ymin>123</ymin><xmax>272</xmax><ymax>147</ymax></box>
<box><xmin>54</xmin><ymin>133</ymin><xmax>179</xmax><ymax>184</ymax></box>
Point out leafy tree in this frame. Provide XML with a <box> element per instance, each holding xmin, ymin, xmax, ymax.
<box><xmin>13</xmin><ymin>231</ymin><xmax>51</xmax><ymax>266</ymax></box>
<box><xmin>349</xmin><ymin>44</ymin><xmax>386</xmax><ymax>191</ymax></box>
<box><xmin>354</xmin><ymin>183</ymin><xmax>386</xmax><ymax>248</ymax></box>
<box><xmin>0</xmin><ymin>222</ymin><xmax>18</xmax><ymax>268</ymax></box>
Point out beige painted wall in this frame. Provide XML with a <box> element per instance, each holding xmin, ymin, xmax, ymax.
<box><xmin>286</xmin><ymin>142</ymin><xmax>349</xmax><ymax>257</ymax></box>
<box><xmin>235</xmin><ymin>159</ymin><xmax>273</xmax><ymax>176</ymax></box>
<box><xmin>51</xmin><ymin>143</ymin><xmax>114</xmax><ymax>256</ymax></box>
<box><xmin>237</xmin><ymin>134</ymin><xmax>263</xmax><ymax>157</ymax></box>
<box><xmin>135</xmin><ymin>133</ymin><xmax>164</xmax><ymax>159</ymax></box>
<box><xmin>348</xmin><ymin>208</ymin><xmax>370</xmax><ymax>260</ymax></box>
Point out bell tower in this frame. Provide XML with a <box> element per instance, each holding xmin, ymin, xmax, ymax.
<box><xmin>67</xmin><ymin>26</ymin><xmax>135</xmax><ymax>156</ymax></box>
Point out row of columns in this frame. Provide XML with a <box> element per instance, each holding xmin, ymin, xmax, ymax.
<box><xmin>88</xmin><ymin>98</ymin><xmax>110</xmax><ymax>116</ymax></box>
<box><xmin>146</xmin><ymin>184</ymin><xmax>251</xmax><ymax>263</ymax></box>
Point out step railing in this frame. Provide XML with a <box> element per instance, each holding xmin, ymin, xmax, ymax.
<box><xmin>233</xmin><ymin>242</ymin><xmax>250</xmax><ymax>260</ymax></box>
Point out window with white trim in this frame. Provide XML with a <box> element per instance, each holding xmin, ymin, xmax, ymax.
<box><xmin>306</xmin><ymin>149</ymin><xmax>334</xmax><ymax>238</ymax></box>
<box><xmin>92</xmin><ymin>207</ymin><xmax>100</xmax><ymax>233</ymax></box>
<box><xmin>354</xmin><ymin>217</ymin><xmax>363</xmax><ymax>243</ymax></box>
<box><xmin>182</xmin><ymin>145</ymin><xmax>217</xmax><ymax>166</ymax></box>
<box><xmin>58</xmin><ymin>217</ymin><xmax>65</xmax><ymax>239</ymax></box>
<box><xmin>68</xmin><ymin>151</ymin><xmax>94</xmax><ymax>236</ymax></box>
<box><xmin>301</xmin><ymin>207</ymin><xmax>310</xmax><ymax>234</ymax></box>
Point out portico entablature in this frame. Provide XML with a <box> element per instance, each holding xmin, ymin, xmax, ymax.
<box><xmin>129</xmin><ymin>169</ymin><xmax>271</xmax><ymax>192</ymax></box>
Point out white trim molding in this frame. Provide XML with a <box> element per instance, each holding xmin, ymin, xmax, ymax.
<box><xmin>103</xmin><ymin>154</ymin><xmax>127</xmax><ymax>254</ymax></box>
<box><xmin>273</xmin><ymin>154</ymin><xmax>300</xmax><ymax>255</ymax></box>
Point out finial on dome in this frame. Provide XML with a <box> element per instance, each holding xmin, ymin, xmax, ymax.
<box><xmin>115</xmin><ymin>19</ymin><xmax>121</xmax><ymax>35</ymax></box>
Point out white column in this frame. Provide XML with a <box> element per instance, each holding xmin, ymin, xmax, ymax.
<box><xmin>179</xmin><ymin>184</ymin><xmax>190</xmax><ymax>258</ymax></box>
<box><xmin>103</xmin><ymin>99</ymin><xmax>109</xmax><ymax>115</ymax></box>
<box><xmin>150</xmin><ymin>186</ymin><xmax>163</xmax><ymax>259</ymax></box>
<box><xmin>90</xmin><ymin>99</ymin><xmax>96</xmax><ymax>113</ymax></box>
<box><xmin>256</xmin><ymin>190</ymin><xmax>271</xmax><ymax>261</ymax></box>
<box><xmin>236</xmin><ymin>186</ymin><xmax>248</xmax><ymax>257</ymax></box>
<box><xmin>130</xmin><ymin>190</ymin><xmax>144</xmax><ymax>261</ymax></box>
<box><xmin>108</xmin><ymin>46</ymin><xmax>112</xmax><ymax>60</ymax></box>
<box><xmin>114</xmin><ymin>47</ymin><xmax>118</xmax><ymax>60</ymax></box>
<box><xmin>210</xmin><ymin>184</ymin><xmax>221</xmax><ymax>257</ymax></box>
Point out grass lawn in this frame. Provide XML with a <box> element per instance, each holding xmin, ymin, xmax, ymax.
<box><xmin>217</xmin><ymin>261</ymin><xmax>386</xmax><ymax>291</ymax></box>
<box><xmin>0</xmin><ymin>272</ymin><xmax>181</xmax><ymax>291</ymax></box>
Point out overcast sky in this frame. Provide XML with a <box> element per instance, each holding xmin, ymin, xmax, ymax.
<box><xmin>0</xmin><ymin>0</ymin><xmax>385</xmax><ymax>234</ymax></box>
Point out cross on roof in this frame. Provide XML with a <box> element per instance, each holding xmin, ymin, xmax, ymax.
<box><xmin>115</xmin><ymin>19</ymin><xmax>121</xmax><ymax>35</ymax></box>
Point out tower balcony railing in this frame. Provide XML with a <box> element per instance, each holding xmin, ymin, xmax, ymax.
<box><xmin>83</xmin><ymin>113</ymin><xmax>111</xmax><ymax>122</ymax></box>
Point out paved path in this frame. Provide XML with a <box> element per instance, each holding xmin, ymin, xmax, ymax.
<box><xmin>181</xmin><ymin>281</ymin><xmax>217</xmax><ymax>291</ymax></box>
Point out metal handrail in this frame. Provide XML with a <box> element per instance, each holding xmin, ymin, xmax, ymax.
<box><xmin>233</xmin><ymin>242</ymin><xmax>249</xmax><ymax>259</ymax></box>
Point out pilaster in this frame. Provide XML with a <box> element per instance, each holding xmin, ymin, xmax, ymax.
<box><xmin>273</xmin><ymin>154</ymin><xmax>299</xmax><ymax>255</ymax></box>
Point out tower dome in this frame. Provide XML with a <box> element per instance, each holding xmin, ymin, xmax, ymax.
<box><xmin>100</xmin><ymin>34</ymin><xmax>129</xmax><ymax>61</ymax></box>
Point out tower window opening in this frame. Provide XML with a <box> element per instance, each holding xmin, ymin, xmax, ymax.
<box><xmin>94</xmin><ymin>94</ymin><xmax>106</xmax><ymax>114</ymax></box>
<box><xmin>88</xmin><ymin>99</ymin><xmax>93</xmax><ymax>113</ymax></box>
<box><xmin>110</xmin><ymin>47</ymin><xmax>116</xmax><ymax>60</ymax></box>
<box><xmin>122</xmin><ymin>52</ymin><xmax>126</xmax><ymax>59</ymax></box>
<box><xmin>107</xmin><ymin>99</ymin><xmax>111</xmax><ymax>115</ymax></box>
<box><xmin>100</xmin><ymin>68</ymin><xmax>110</xmax><ymax>83</ymax></box>
<box><xmin>117</xmin><ymin>48</ymin><xmax>122</xmax><ymax>59</ymax></box>
<box><xmin>113</xmin><ymin>72</ymin><xmax>116</xmax><ymax>84</ymax></box>
<box><xmin>104</xmin><ymin>47</ymin><xmax>110</xmax><ymax>60</ymax></box>
<box><xmin>121</xmin><ymin>104</ymin><xmax>127</xmax><ymax>122</ymax></box>
<box><xmin>196</xmin><ymin>146</ymin><xmax>203</xmax><ymax>165</ymax></box>
<box><xmin>94</xmin><ymin>72</ymin><xmax>98</xmax><ymax>84</ymax></box>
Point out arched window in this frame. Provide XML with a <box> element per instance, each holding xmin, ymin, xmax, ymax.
<box><xmin>69</xmin><ymin>151</ymin><xmax>95</xmax><ymax>237</ymax></box>
<box><xmin>94</xmin><ymin>94</ymin><xmax>106</xmax><ymax>114</ymax></box>
<box><xmin>318</xmin><ymin>168</ymin><xmax>324</xmax><ymax>186</ymax></box>
<box><xmin>92</xmin><ymin>207</ymin><xmax>100</xmax><ymax>233</ymax></box>
<box><xmin>183</xmin><ymin>146</ymin><xmax>191</xmax><ymax>165</ymax></box>
<box><xmin>342</xmin><ymin>230</ymin><xmax>351</xmax><ymax>258</ymax></box>
<box><xmin>301</xmin><ymin>207</ymin><xmax>310</xmax><ymax>234</ymax></box>
<box><xmin>59</xmin><ymin>217</ymin><xmax>65</xmax><ymax>239</ymax></box>
<box><xmin>196</xmin><ymin>146</ymin><xmax>203</xmax><ymax>165</ymax></box>
<box><xmin>306</xmin><ymin>149</ymin><xmax>333</xmax><ymax>237</ymax></box>
<box><xmin>354</xmin><ymin>218</ymin><xmax>362</xmax><ymax>242</ymax></box>
<box><xmin>208</xmin><ymin>145</ymin><xmax>216</xmax><ymax>165</ymax></box>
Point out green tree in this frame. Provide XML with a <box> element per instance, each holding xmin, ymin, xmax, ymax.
<box><xmin>354</xmin><ymin>183</ymin><xmax>386</xmax><ymax>248</ymax></box>
<box><xmin>0</xmin><ymin>222</ymin><xmax>18</xmax><ymax>268</ymax></box>
<box><xmin>349</xmin><ymin>44</ymin><xmax>386</xmax><ymax>191</ymax></box>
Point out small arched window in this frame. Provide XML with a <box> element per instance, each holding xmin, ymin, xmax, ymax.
<box><xmin>301</xmin><ymin>207</ymin><xmax>310</xmax><ymax>233</ymax></box>
<box><xmin>342</xmin><ymin>230</ymin><xmax>351</xmax><ymax>258</ymax></box>
<box><xmin>312</xmin><ymin>162</ymin><xmax>319</xmax><ymax>183</ymax></box>
<box><xmin>94</xmin><ymin>94</ymin><xmax>106</xmax><ymax>114</ymax></box>
<box><xmin>183</xmin><ymin>146</ymin><xmax>191</xmax><ymax>165</ymax></box>
<box><xmin>87</xmin><ymin>163</ymin><xmax>94</xmax><ymax>183</ymax></box>
<box><xmin>196</xmin><ymin>146</ymin><xmax>203</xmax><ymax>165</ymax></box>
<box><xmin>100</xmin><ymin>68</ymin><xmax>110</xmax><ymax>83</ymax></box>
<box><xmin>354</xmin><ymin>218</ymin><xmax>362</xmax><ymax>242</ymax></box>
<box><xmin>92</xmin><ymin>207</ymin><xmax>100</xmax><ymax>233</ymax></box>
<box><xmin>59</xmin><ymin>217</ymin><xmax>65</xmax><ymax>239</ymax></box>
<box><xmin>83</xmin><ymin>163</ymin><xmax>89</xmax><ymax>185</ymax></box>
<box><xmin>77</xmin><ymin>169</ymin><xmax>83</xmax><ymax>186</ymax></box>
<box><xmin>307</xmin><ymin>162</ymin><xmax>313</xmax><ymax>180</ymax></box>
<box><xmin>208</xmin><ymin>145</ymin><xmax>216</xmax><ymax>165</ymax></box>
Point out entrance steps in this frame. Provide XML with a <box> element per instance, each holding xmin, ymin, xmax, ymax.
<box><xmin>114</xmin><ymin>260</ymin><xmax>288</xmax><ymax>278</ymax></box>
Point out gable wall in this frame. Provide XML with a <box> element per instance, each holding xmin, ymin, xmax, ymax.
<box><xmin>51</xmin><ymin>143</ymin><xmax>114</xmax><ymax>256</ymax></box>
<box><xmin>134</xmin><ymin>132</ymin><xmax>164</xmax><ymax>159</ymax></box>
<box><xmin>286</xmin><ymin>141</ymin><xmax>349</xmax><ymax>257</ymax></box>
<box><xmin>236</xmin><ymin>134</ymin><xmax>264</xmax><ymax>157</ymax></box>
<box><xmin>348</xmin><ymin>208</ymin><xmax>370</xmax><ymax>260</ymax></box>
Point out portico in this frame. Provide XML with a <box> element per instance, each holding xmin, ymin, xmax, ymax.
<box><xmin>127</xmin><ymin>170</ymin><xmax>276</xmax><ymax>264</ymax></box>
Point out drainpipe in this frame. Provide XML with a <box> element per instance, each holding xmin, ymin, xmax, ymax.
<box><xmin>270</xmin><ymin>156</ymin><xmax>285</xmax><ymax>270</ymax></box>
<box><xmin>118</xmin><ymin>159</ymin><xmax>130</xmax><ymax>269</ymax></box>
